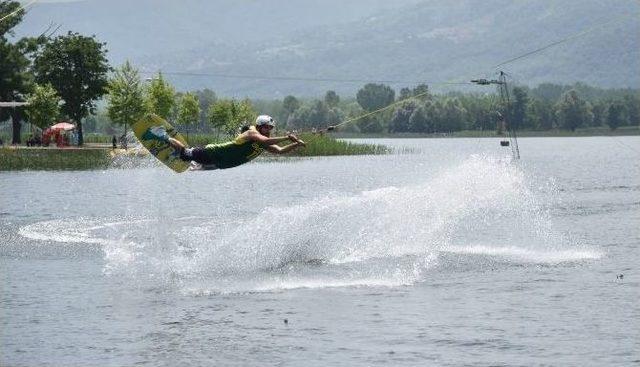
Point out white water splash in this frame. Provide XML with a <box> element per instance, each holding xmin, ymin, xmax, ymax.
<box><xmin>17</xmin><ymin>155</ymin><xmax>600</xmax><ymax>292</ymax></box>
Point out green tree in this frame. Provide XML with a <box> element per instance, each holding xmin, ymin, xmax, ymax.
<box><xmin>398</xmin><ymin>87</ymin><xmax>412</xmax><ymax>101</ymax></box>
<box><xmin>145</xmin><ymin>72</ymin><xmax>176</xmax><ymax>120</ymax></box>
<box><xmin>195</xmin><ymin>88</ymin><xmax>216</xmax><ymax>125</ymax></box>
<box><xmin>389</xmin><ymin>101</ymin><xmax>418</xmax><ymax>133</ymax></box>
<box><xmin>408</xmin><ymin>104</ymin><xmax>431</xmax><ymax>133</ymax></box>
<box><xmin>555</xmin><ymin>90</ymin><xmax>593</xmax><ymax>131</ymax></box>
<box><xmin>1</xmin><ymin>1</ymin><xmax>37</xmax><ymax>144</ymax></box>
<box><xmin>207</xmin><ymin>98</ymin><xmax>255</xmax><ymax>137</ymax></box>
<box><xmin>287</xmin><ymin>100</ymin><xmax>331</xmax><ymax>130</ymax></box>
<box><xmin>324</xmin><ymin>90</ymin><xmax>340</xmax><ymax>108</ymax></box>
<box><xmin>0</xmin><ymin>1</ymin><xmax>24</xmax><ymax>37</ymax></box>
<box><xmin>357</xmin><ymin>116</ymin><xmax>384</xmax><ymax>134</ymax></box>
<box><xmin>458</xmin><ymin>93</ymin><xmax>498</xmax><ymax>131</ymax></box>
<box><xmin>234</xmin><ymin>99</ymin><xmax>256</xmax><ymax>132</ymax></box>
<box><xmin>177</xmin><ymin>92</ymin><xmax>201</xmax><ymax>138</ymax></box>
<box><xmin>530</xmin><ymin>83</ymin><xmax>565</xmax><ymax>102</ymax></box>
<box><xmin>425</xmin><ymin>100</ymin><xmax>445</xmax><ymax>132</ymax></box>
<box><xmin>623</xmin><ymin>94</ymin><xmax>640</xmax><ymax>126</ymax></box>
<box><xmin>589</xmin><ymin>100</ymin><xmax>607</xmax><ymax>127</ymax></box>
<box><xmin>356</xmin><ymin>83</ymin><xmax>395</xmax><ymax>112</ymax></box>
<box><xmin>440</xmin><ymin>98</ymin><xmax>467</xmax><ymax>132</ymax></box>
<box><xmin>283</xmin><ymin>95</ymin><xmax>301</xmax><ymax>115</ymax></box>
<box><xmin>526</xmin><ymin>99</ymin><xmax>554</xmax><ymax>130</ymax></box>
<box><xmin>106</xmin><ymin>61</ymin><xmax>146</xmax><ymax>138</ymax></box>
<box><xmin>338</xmin><ymin>102</ymin><xmax>364</xmax><ymax>133</ymax></box>
<box><xmin>510</xmin><ymin>87</ymin><xmax>529</xmax><ymax>129</ymax></box>
<box><xmin>33</xmin><ymin>31</ymin><xmax>111</xmax><ymax>145</ymax></box>
<box><xmin>25</xmin><ymin>83</ymin><xmax>61</xmax><ymax>130</ymax></box>
<box><xmin>412</xmin><ymin>84</ymin><xmax>431</xmax><ymax>102</ymax></box>
<box><xmin>207</xmin><ymin>99</ymin><xmax>232</xmax><ymax>137</ymax></box>
<box><xmin>606</xmin><ymin>101</ymin><xmax>628</xmax><ymax>130</ymax></box>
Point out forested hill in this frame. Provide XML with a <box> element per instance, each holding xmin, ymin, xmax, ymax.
<box><xmin>13</xmin><ymin>0</ymin><xmax>421</xmax><ymax>60</ymax></box>
<box><xmin>14</xmin><ymin>0</ymin><xmax>640</xmax><ymax>97</ymax></box>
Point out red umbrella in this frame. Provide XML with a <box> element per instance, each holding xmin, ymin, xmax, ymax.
<box><xmin>50</xmin><ymin>122</ymin><xmax>76</xmax><ymax>131</ymax></box>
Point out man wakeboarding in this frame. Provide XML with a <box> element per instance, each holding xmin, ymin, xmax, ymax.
<box><xmin>145</xmin><ymin>115</ymin><xmax>305</xmax><ymax>170</ymax></box>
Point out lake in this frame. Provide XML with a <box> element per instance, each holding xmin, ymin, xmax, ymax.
<box><xmin>1</xmin><ymin>137</ymin><xmax>639</xmax><ymax>366</ymax></box>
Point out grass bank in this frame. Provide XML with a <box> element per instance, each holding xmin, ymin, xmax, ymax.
<box><xmin>0</xmin><ymin>147</ymin><xmax>111</xmax><ymax>171</ymax></box>
<box><xmin>288</xmin><ymin>133</ymin><xmax>388</xmax><ymax>156</ymax></box>
<box><xmin>0</xmin><ymin>134</ymin><xmax>387</xmax><ymax>171</ymax></box>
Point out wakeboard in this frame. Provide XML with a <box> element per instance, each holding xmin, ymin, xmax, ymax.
<box><xmin>132</xmin><ymin>114</ymin><xmax>190</xmax><ymax>173</ymax></box>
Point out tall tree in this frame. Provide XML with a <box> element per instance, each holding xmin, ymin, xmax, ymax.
<box><xmin>106</xmin><ymin>61</ymin><xmax>146</xmax><ymax>138</ymax></box>
<box><xmin>356</xmin><ymin>116</ymin><xmax>384</xmax><ymax>134</ymax></box>
<box><xmin>33</xmin><ymin>31</ymin><xmax>110</xmax><ymax>145</ymax></box>
<box><xmin>356</xmin><ymin>83</ymin><xmax>395</xmax><ymax>112</ymax></box>
<box><xmin>145</xmin><ymin>72</ymin><xmax>176</xmax><ymax>121</ymax></box>
<box><xmin>25</xmin><ymin>83</ymin><xmax>61</xmax><ymax>130</ymax></box>
<box><xmin>0</xmin><ymin>1</ymin><xmax>23</xmax><ymax>37</ymax></box>
<box><xmin>177</xmin><ymin>92</ymin><xmax>201</xmax><ymax>138</ymax></box>
<box><xmin>398</xmin><ymin>87</ymin><xmax>412</xmax><ymax>101</ymax></box>
<box><xmin>207</xmin><ymin>99</ymin><xmax>255</xmax><ymax>138</ymax></box>
<box><xmin>324</xmin><ymin>90</ymin><xmax>340</xmax><ymax>108</ymax></box>
<box><xmin>0</xmin><ymin>1</ymin><xmax>36</xmax><ymax>144</ymax></box>
<box><xmin>207</xmin><ymin>99</ymin><xmax>232</xmax><ymax>137</ymax></box>
<box><xmin>589</xmin><ymin>100</ymin><xmax>607</xmax><ymax>127</ymax></box>
<box><xmin>606</xmin><ymin>101</ymin><xmax>628</xmax><ymax>130</ymax></box>
<box><xmin>412</xmin><ymin>84</ymin><xmax>431</xmax><ymax>102</ymax></box>
<box><xmin>531</xmin><ymin>83</ymin><xmax>565</xmax><ymax>102</ymax></box>
<box><xmin>408</xmin><ymin>104</ymin><xmax>430</xmax><ymax>133</ymax></box>
<box><xmin>282</xmin><ymin>95</ymin><xmax>300</xmax><ymax>115</ymax></box>
<box><xmin>623</xmin><ymin>94</ymin><xmax>640</xmax><ymax>126</ymax></box>
<box><xmin>287</xmin><ymin>100</ymin><xmax>335</xmax><ymax>130</ymax></box>
<box><xmin>195</xmin><ymin>88</ymin><xmax>216</xmax><ymax>126</ymax></box>
<box><xmin>510</xmin><ymin>87</ymin><xmax>529</xmax><ymax>129</ymax></box>
<box><xmin>526</xmin><ymin>99</ymin><xmax>554</xmax><ymax>130</ymax></box>
<box><xmin>440</xmin><ymin>98</ymin><xmax>467</xmax><ymax>132</ymax></box>
<box><xmin>389</xmin><ymin>101</ymin><xmax>418</xmax><ymax>133</ymax></box>
<box><xmin>555</xmin><ymin>90</ymin><xmax>593</xmax><ymax>131</ymax></box>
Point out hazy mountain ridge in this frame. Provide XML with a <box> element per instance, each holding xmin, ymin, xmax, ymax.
<box><xmin>14</xmin><ymin>0</ymin><xmax>640</xmax><ymax>97</ymax></box>
<box><xmin>15</xmin><ymin>0</ymin><xmax>420</xmax><ymax>60</ymax></box>
<box><xmin>137</xmin><ymin>0</ymin><xmax>639</xmax><ymax>96</ymax></box>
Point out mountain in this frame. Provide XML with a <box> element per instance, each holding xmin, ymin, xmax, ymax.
<box><xmin>14</xmin><ymin>0</ymin><xmax>422</xmax><ymax>60</ymax></box>
<box><xmin>14</xmin><ymin>0</ymin><xmax>640</xmax><ymax>97</ymax></box>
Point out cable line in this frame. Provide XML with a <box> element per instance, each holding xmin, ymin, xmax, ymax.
<box><xmin>141</xmin><ymin>70</ymin><xmax>470</xmax><ymax>87</ymax></box>
<box><xmin>493</xmin><ymin>13</ymin><xmax>637</xmax><ymax>69</ymax></box>
<box><xmin>0</xmin><ymin>0</ymin><xmax>37</xmax><ymax>23</ymax></box>
<box><xmin>329</xmin><ymin>90</ymin><xmax>433</xmax><ymax>130</ymax></box>
<box><xmin>333</xmin><ymin>12</ymin><xmax>639</xmax><ymax>133</ymax></box>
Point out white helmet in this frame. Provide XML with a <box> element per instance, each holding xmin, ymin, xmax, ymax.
<box><xmin>255</xmin><ymin>115</ymin><xmax>275</xmax><ymax>127</ymax></box>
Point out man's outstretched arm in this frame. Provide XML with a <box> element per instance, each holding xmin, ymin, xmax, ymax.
<box><xmin>246</xmin><ymin>130</ymin><xmax>293</xmax><ymax>145</ymax></box>
<box><xmin>266</xmin><ymin>140</ymin><xmax>305</xmax><ymax>154</ymax></box>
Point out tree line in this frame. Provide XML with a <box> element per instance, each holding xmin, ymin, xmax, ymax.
<box><xmin>175</xmin><ymin>82</ymin><xmax>639</xmax><ymax>136</ymax></box>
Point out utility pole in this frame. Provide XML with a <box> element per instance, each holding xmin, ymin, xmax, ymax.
<box><xmin>471</xmin><ymin>71</ymin><xmax>520</xmax><ymax>159</ymax></box>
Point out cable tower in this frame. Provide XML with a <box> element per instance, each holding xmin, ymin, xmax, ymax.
<box><xmin>471</xmin><ymin>71</ymin><xmax>520</xmax><ymax>159</ymax></box>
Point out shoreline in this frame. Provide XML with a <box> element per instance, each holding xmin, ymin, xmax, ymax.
<box><xmin>334</xmin><ymin>127</ymin><xmax>640</xmax><ymax>139</ymax></box>
<box><xmin>0</xmin><ymin>134</ymin><xmax>388</xmax><ymax>171</ymax></box>
<box><xmin>2</xmin><ymin>130</ymin><xmax>637</xmax><ymax>171</ymax></box>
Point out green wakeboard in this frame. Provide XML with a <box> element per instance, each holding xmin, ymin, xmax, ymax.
<box><xmin>133</xmin><ymin>114</ymin><xmax>190</xmax><ymax>173</ymax></box>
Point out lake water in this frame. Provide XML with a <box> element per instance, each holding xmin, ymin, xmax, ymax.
<box><xmin>1</xmin><ymin>137</ymin><xmax>639</xmax><ymax>366</ymax></box>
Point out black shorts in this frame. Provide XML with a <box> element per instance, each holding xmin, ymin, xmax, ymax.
<box><xmin>180</xmin><ymin>147</ymin><xmax>218</xmax><ymax>170</ymax></box>
<box><xmin>179</xmin><ymin>146</ymin><xmax>204</xmax><ymax>162</ymax></box>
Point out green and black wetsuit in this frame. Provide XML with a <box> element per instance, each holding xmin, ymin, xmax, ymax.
<box><xmin>183</xmin><ymin>127</ymin><xmax>266</xmax><ymax>169</ymax></box>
